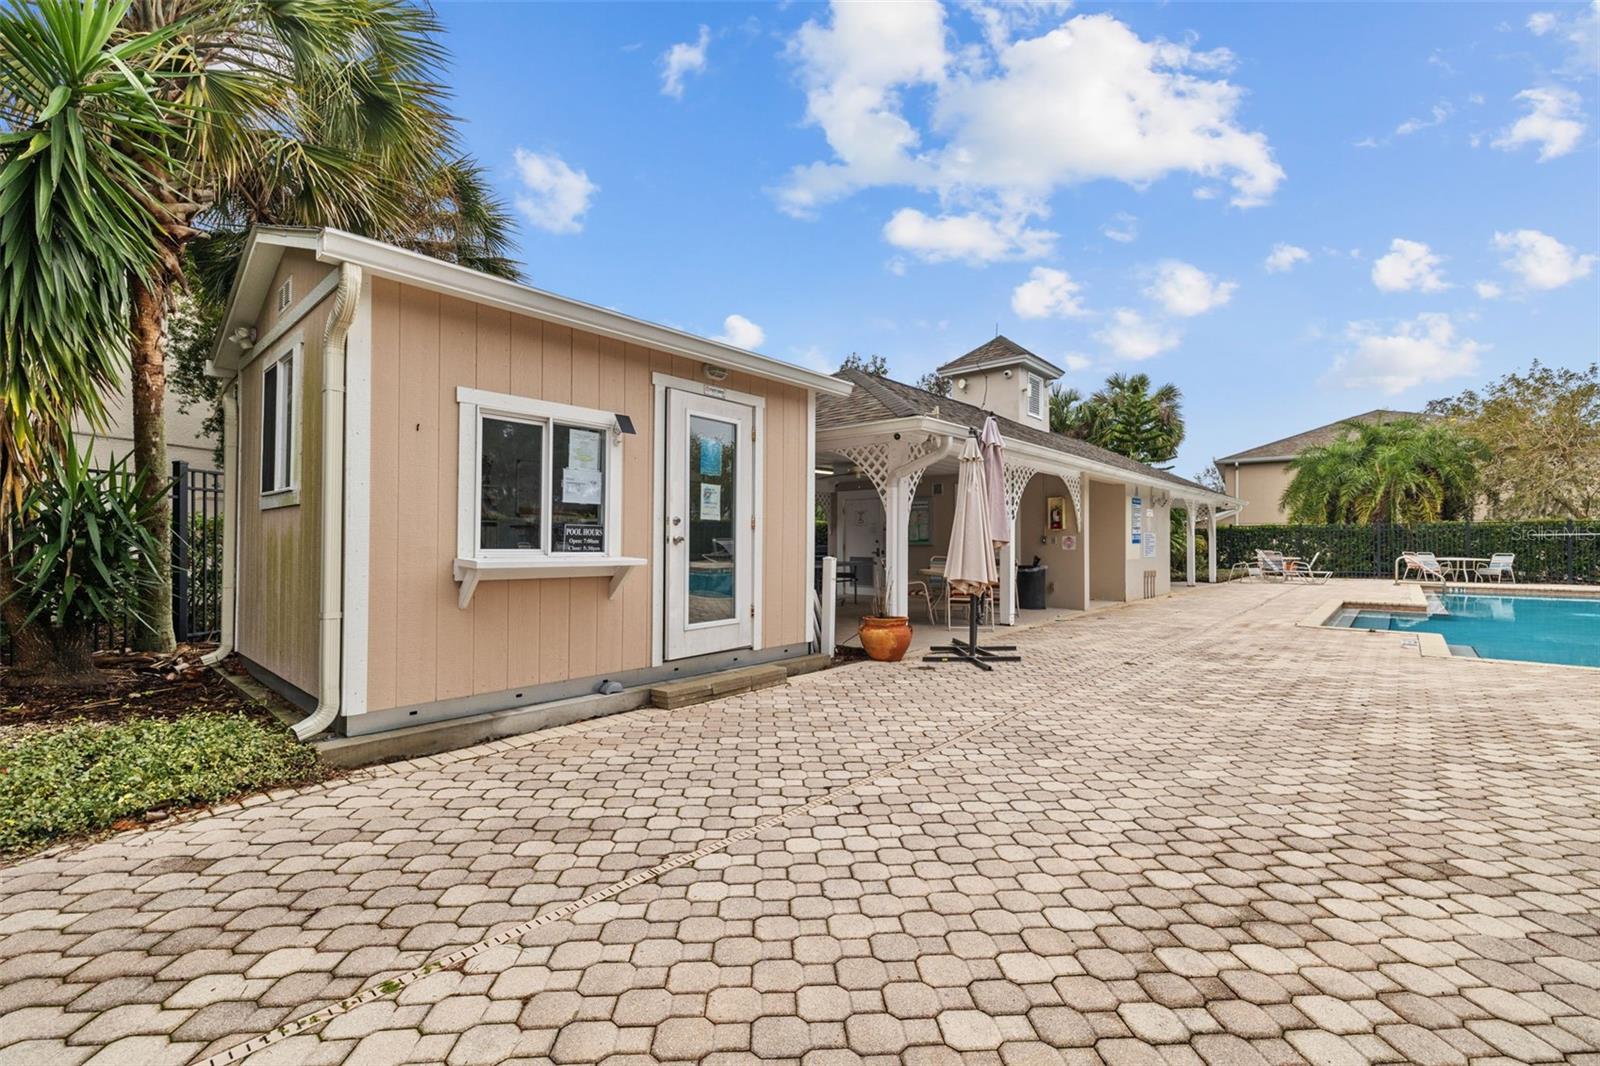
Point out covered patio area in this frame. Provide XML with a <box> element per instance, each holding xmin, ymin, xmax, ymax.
<box><xmin>813</xmin><ymin>368</ymin><xmax>1242</xmax><ymax>648</ymax></box>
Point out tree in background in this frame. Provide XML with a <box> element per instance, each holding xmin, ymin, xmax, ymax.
<box><xmin>20</xmin><ymin>0</ymin><xmax>518</xmax><ymax>653</ymax></box>
<box><xmin>1280</xmin><ymin>417</ymin><xmax>1484</xmax><ymax>525</ymax></box>
<box><xmin>914</xmin><ymin>371</ymin><xmax>951</xmax><ymax>397</ymax></box>
<box><xmin>1052</xmin><ymin>373</ymin><xmax>1185</xmax><ymax>466</ymax></box>
<box><xmin>839</xmin><ymin>352</ymin><xmax>889</xmax><ymax>375</ymax></box>
<box><xmin>1427</xmin><ymin>362</ymin><xmax>1599</xmax><ymax>519</ymax></box>
<box><xmin>0</xmin><ymin>2</ymin><xmax>178</xmax><ymax>677</ymax></box>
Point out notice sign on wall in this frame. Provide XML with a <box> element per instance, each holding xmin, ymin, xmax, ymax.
<box><xmin>1130</xmin><ymin>496</ymin><xmax>1142</xmax><ymax>545</ymax></box>
<box><xmin>559</xmin><ymin>523</ymin><xmax>603</xmax><ymax>552</ymax></box>
<box><xmin>699</xmin><ymin>483</ymin><xmax>722</xmax><ymax>520</ymax></box>
<box><xmin>1143</xmin><ymin>510</ymin><xmax>1157</xmax><ymax>559</ymax></box>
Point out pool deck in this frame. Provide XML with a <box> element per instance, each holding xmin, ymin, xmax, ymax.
<box><xmin>3</xmin><ymin>578</ymin><xmax>1598</xmax><ymax>1066</ymax></box>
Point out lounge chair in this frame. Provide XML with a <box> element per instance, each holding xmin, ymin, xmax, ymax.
<box><xmin>1398</xmin><ymin>551</ymin><xmax>1445</xmax><ymax>583</ymax></box>
<box><xmin>1256</xmin><ymin>550</ymin><xmax>1291</xmax><ymax>581</ymax></box>
<box><xmin>1285</xmin><ymin>551</ymin><xmax>1332</xmax><ymax>585</ymax></box>
<box><xmin>1476</xmin><ymin>553</ymin><xmax>1516</xmax><ymax>583</ymax></box>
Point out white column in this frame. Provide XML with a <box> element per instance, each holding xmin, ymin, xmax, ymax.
<box><xmin>1207</xmin><ymin>508</ymin><xmax>1218</xmax><ymax>583</ymax></box>
<box><xmin>1185</xmin><ymin>504</ymin><xmax>1196</xmax><ymax>587</ymax></box>
<box><xmin>883</xmin><ymin>478</ymin><xmax>911</xmax><ymax>617</ymax></box>
<box><xmin>999</xmin><ymin>525</ymin><xmax>1017</xmax><ymax>624</ymax></box>
<box><xmin>820</xmin><ymin>557</ymin><xmax>837</xmax><ymax>650</ymax></box>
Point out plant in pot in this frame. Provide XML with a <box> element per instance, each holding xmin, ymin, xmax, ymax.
<box><xmin>858</xmin><ymin>563</ymin><xmax>912</xmax><ymax>662</ymax></box>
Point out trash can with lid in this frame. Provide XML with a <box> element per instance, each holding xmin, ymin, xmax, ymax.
<box><xmin>1016</xmin><ymin>564</ymin><xmax>1047</xmax><ymax>610</ymax></box>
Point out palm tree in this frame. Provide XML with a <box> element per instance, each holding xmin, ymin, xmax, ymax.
<box><xmin>1054</xmin><ymin>373</ymin><xmax>1186</xmax><ymax>466</ymax></box>
<box><xmin>1280</xmin><ymin>418</ymin><xmax>1484</xmax><ymax>524</ymax></box>
<box><xmin>50</xmin><ymin>0</ymin><xmax>517</xmax><ymax>651</ymax></box>
<box><xmin>0</xmin><ymin>1</ymin><xmax>179</xmax><ymax>676</ymax></box>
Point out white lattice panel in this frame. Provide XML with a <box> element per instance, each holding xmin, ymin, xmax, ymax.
<box><xmin>1062</xmin><ymin>471</ymin><xmax>1082</xmax><ymax>527</ymax></box>
<box><xmin>1002</xmin><ymin>463</ymin><xmax>1038</xmax><ymax>522</ymax></box>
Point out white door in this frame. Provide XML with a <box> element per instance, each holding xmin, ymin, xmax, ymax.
<box><xmin>837</xmin><ymin>489</ymin><xmax>883</xmax><ymax>594</ymax></box>
<box><xmin>664</xmin><ymin>389</ymin><xmax>755</xmax><ymax>660</ymax></box>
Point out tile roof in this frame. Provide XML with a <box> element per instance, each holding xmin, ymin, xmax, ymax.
<box><xmin>818</xmin><ymin>368</ymin><xmax>1224</xmax><ymax>498</ymax></box>
<box><xmin>935</xmin><ymin>335</ymin><xmax>1062</xmax><ymax>377</ymax></box>
<box><xmin>1215</xmin><ymin>409</ymin><xmax>1424</xmax><ymax>463</ymax></box>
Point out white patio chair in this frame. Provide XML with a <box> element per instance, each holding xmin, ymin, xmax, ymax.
<box><xmin>1256</xmin><ymin>550</ymin><xmax>1291</xmax><ymax>581</ymax></box>
<box><xmin>1398</xmin><ymin>551</ymin><xmax>1445</xmax><ymax>583</ymax></box>
<box><xmin>1475</xmin><ymin>553</ymin><xmax>1516</xmax><ymax>583</ymax></box>
<box><xmin>1286</xmin><ymin>551</ymin><xmax>1332</xmax><ymax>585</ymax></box>
<box><xmin>945</xmin><ymin>583</ymin><xmax>997</xmax><ymax>633</ymax></box>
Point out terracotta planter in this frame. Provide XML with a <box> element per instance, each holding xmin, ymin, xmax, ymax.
<box><xmin>859</xmin><ymin>616</ymin><xmax>912</xmax><ymax>662</ymax></box>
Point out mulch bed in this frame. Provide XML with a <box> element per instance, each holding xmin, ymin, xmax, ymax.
<box><xmin>0</xmin><ymin>648</ymin><xmax>290</xmax><ymax>739</ymax></box>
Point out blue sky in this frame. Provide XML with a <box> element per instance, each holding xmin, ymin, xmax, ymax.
<box><xmin>437</xmin><ymin>1</ymin><xmax>1598</xmax><ymax>478</ymax></box>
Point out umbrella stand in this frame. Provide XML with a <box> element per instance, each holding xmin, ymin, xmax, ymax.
<box><xmin>923</xmin><ymin>586</ymin><xmax>1020</xmax><ymax>670</ymax></box>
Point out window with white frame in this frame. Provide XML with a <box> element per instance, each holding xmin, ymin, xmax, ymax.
<box><xmin>260</xmin><ymin>348</ymin><xmax>296</xmax><ymax>494</ymax></box>
<box><xmin>460</xmin><ymin>388</ymin><xmax>619</xmax><ymax>559</ymax></box>
<box><xmin>1027</xmin><ymin>373</ymin><xmax>1044</xmax><ymax>419</ymax></box>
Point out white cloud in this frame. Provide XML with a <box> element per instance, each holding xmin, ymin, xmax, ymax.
<box><xmin>1492</xmin><ymin>87</ymin><xmax>1586</xmax><ymax>161</ymax></box>
<box><xmin>1371</xmin><ymin>238</ymin><xmax>1449</xmax><ymax>293</ymax></box>
<box><xmin>1524</xmin><ymin>4</ymin><xmax>1599</xmax><ymax>75</ymax></box>
<box><xmin>713</xmin><ymin>313</ymin><xmax>766</xmax><ymax>349</ymax></box>
<box><xmin>1010</xmin><ymin>267</ymin><xmax>1087</xmax><ymax>319</ymax></box>
<box><xmin>1474</xmin><ymin>280</ymin><xmax>1503</xmax><ymax>299</ymax></box>
<box><xmin>1145</xmin><ymin>260</ymin><xmax>1236</xmax><ymax>316</ymax></box>
<box><xmin>1096</xmin><ymin>308</ymin><xmax>1179</xmax><ymax>361</ymax></box>
<box><xmin>1264</xmin><ymin>243</ymin><xmax>1310</xmax><ymax>273</ymax></box>
<box><xmin>1061</xmin><ymin>352</ymin><xmax>1092</xmax><ymax>372</ymax></box>
<box><xmin>882</xmin><ymin>208</ymin><xmax>1056</xmax><ymax>264</ymax></box>
<box><xmin>512</xmin><ymin>148</ymin><xmax>598</xmax><ymax>234</ymax></box>
<box><xmin>1329</xmin><ymin>313</ymin><xmax>1485</xmax><ymax>395</ymax></box>
<box><xmin>1101</xmin><ymin>212</ymin><xmax>1137</xmax><ymax>243</ymax></box>
<box><xmin>778</xmin><ymin>4</ymin><xmax>1283</xmax><ymax>253</ymax></box>
<box><xmin>661</xmin><ymin>25</ymin><xmax>711</xmax><ymax>99</ymax></box>
<box><xmin>1395</xmin><ymin>101</ymin><xmax>1452</xmax><ymax>137</ymax></box>
<box><xmin>1493</xmin><ymin>228</ymin><xmax>1597</xmax><ymax>289</ymax></box>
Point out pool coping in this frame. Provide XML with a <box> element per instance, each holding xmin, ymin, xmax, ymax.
<box><xmin>1298</xmin><ymin>584</ymin><xmax>1600</xmax><ymax>670</ymax></box>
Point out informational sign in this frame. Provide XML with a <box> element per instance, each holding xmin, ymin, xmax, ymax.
<box><xmin>908</xmin><ymin>499</ymin><xmax>932</xmax><ymax>545</ymax></box>
<box><xmin>1060</xmin><ymin>534</ymin><xmax>1077</xmax><ymax>551</ymax></box>
<box><xmin>1143</xmin><ymin>516</ymin><xmax>1157</xmax><ymax>559</ymax></box>
<box><xmin>559</xmin><ymin>523</ymin><xmax>603</xmax><ymax>552</ymax></box>
<box><xmin>566</xmin><ymin>428</ymin><xmax>602</xmax><ymax>471</ymax></box>
<box><xmin>562</xmin><ymin>468</ymin><xmax>603</xmax><ymax>506</ymax></box>
<box><xmin>699</xmin><ymin>437</ymin><xmax>723</xmax><ymax>476</ymax></box>
<box><xmin>1131</xmin><ymin>496</ymin><xmax>1142</xmax><ymax>545</ymax></box>
<box><xmin>699</xmin><ymin>482</ymin><xmax>722</xmax><ymax>520</ymax></box>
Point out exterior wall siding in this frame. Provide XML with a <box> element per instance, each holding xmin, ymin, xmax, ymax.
<box><xmin>1223</xmin><ymin>460</ymin><xmax>1294</xmax><ymax>525</ymax></box>
<box><xmin>364</xmin><ymin>279</ymin><xmax>811</xmax><ymax>715</ymax></box>
<box><xmin>235</xmin><ymin>250</ymin><xmax>337</xmax><ymax>693</ymax></box>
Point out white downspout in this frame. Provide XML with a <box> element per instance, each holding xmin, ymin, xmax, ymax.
<box><xmin>293</xmin><ymin>263</ymin><xmax>362</xmax><ymax>741</ymax></box>
<box><xmin>201</xmin><ymin>378</ymin><xmax>240</xmax><ymax>667</ymax></box>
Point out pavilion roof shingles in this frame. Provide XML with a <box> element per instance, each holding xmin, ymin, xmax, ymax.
<box><xmin>818</xmin><ymin>368</ymin><xmax>1221</xmax><ymax>497</ymax></box>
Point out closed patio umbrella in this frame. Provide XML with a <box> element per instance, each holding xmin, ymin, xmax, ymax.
<box><xmin>981</xmin><ymin>415</ymin><xmax>1009</xmax><ymax>549</ymax></box>
<box><xmin>924</xmin><ymin>427</ymin><xmax>1020</xmax><ymax>670</ymax></box>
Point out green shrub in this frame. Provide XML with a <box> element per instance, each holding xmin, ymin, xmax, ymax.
<box><xmin>0</xmin><ymin>713</ymin><xmax>322</xmax><ymax>852</ymax></box>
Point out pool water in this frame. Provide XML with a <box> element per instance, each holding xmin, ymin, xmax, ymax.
<box><xmin>1330</xmin><ymin>593</ymin><xmax>1600</xmax><ymax>668</ymax></box>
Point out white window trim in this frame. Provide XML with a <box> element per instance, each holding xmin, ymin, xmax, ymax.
<box><xmin>1027</xmin><ymin>373</ymin><xmax>1044</xmax><ymax>420</ymax></box>
<box><xmin>452</xmin><ymin>386</ymin><xmax>644</xmax><ymax>608</ymax></box>
<box><xmin>259</xmin><ymin>336</ymin><xmax>302</xmax><ymax>509</ymax></box>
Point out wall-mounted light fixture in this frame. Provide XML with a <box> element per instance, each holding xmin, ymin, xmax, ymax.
<box><xmin>703</xmin><ymin>364</ymin><xmax>729</xmax><ymax>382</ymax></box>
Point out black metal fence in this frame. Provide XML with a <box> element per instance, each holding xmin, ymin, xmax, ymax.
<box><xmin>1217</xmin><ymin>519</ymin><xmax>1600</xmax><ymax>584</ymax></box>
<box><xmin>5</xmin><ymin>461</ymin><xmax>224</xmax><ymax>659</ymax></box>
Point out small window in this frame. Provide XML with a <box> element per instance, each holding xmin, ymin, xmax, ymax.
<box><xmin>461</xmin><ymin>388</ymin><xmax>619</xmax><ymax>560</ymax></box>
<box><xmin>480</xmin><ymin>417</ymin><xmax>543</xmax><ymax>550</ymax></box>
<box><xmin>261</xmin><ymin>350</ymin><xmax>295</xmax><ymax>494</ymax></box>
<box><xmin>1027</xmin><ymin>373</ymin><xmax>1044</xmax><ymax>418</ymax></box>
<box><xmin>276</xmin><ymin>277</ymin><xmax>293</xmax><ymax>313</ymax></box>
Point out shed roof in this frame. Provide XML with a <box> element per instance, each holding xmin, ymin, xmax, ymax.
<box><xmin>934</xmin><ymin>335</ymin><xmax>1064</xmax><ymax>379</ymax></box>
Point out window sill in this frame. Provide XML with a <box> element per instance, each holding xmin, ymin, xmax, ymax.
<box><xmin>260</xmin><ymin>489</ymin><xmax>300</xmax><ymax>511</ymax></box>
<box><xmin>452</xmin><ymin>555</ymin><xmax>647</xmax><ymax>608</ymax></box>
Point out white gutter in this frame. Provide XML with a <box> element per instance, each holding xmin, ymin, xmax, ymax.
<box><xmin>200</xmin><ymin>378</ymin><xmax>240</xmax><ymax>668</ymax></box>
<box><xmin>292</xmin><ymin>262</ymin><xmax>362</xmax><ymax>741</ymax></box>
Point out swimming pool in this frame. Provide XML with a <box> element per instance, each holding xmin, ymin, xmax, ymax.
<box><xmin>1328</xmin><ymin>593</ymin><xmax>1600</xmax><ymax>667</ymax></box>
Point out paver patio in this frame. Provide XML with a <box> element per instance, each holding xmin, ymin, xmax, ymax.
<box><xmin>2</xmin><ymin>579</ymin><xmax>1597</xmax><ymax>1066</ymax></box>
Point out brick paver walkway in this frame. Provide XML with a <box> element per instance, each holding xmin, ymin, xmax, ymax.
<box><xmin>3</xmin><ymin>580</ymin><xmax>1597</xmax><ymax>1066</ymax></box>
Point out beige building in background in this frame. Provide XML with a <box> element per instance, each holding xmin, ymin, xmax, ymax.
<box><xmin>72</xmin><ymin>369</ymin><xmax>218</xmax><ymax>471</ymax></box>
<box><xmin>1215</xmin><ymin>409</ymin><xmax>1419</xmax><ymax>525</ymax></box>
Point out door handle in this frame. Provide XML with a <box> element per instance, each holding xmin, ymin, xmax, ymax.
<box><xmin>671</xmin><ymin>535</ymin><xmax>685</xmax><ymax>544</ymax></box>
